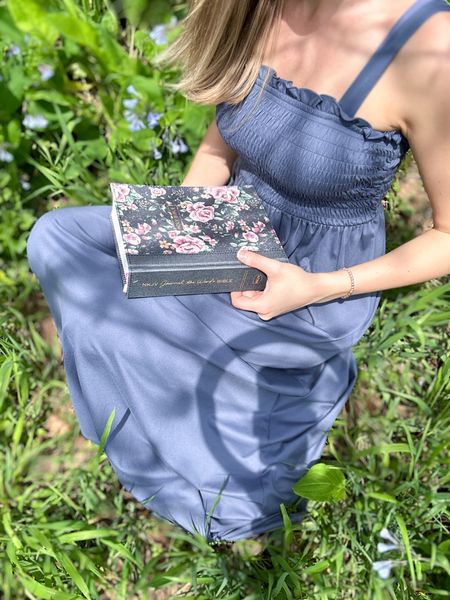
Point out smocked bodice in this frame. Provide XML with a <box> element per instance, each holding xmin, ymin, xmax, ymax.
<box><xmin>216</xmin><ymin>64</ymin><xmax>410</xmax><ymax>226</ymax></box>
<box><xmin>215</xmin><ymin>0</ymin><xmax>450</xmax><ymax>227</ymax></box>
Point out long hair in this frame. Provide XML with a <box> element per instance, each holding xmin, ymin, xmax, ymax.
<box><xmin>153</xmin><ymin>0</ymin><xmax>285</xmax><ymax>107</ymax></box>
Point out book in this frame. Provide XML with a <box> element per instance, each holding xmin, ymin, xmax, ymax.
<box><xmin>109</xmin><ymin>182</ymin><xmax>289</xmax><ymax>298</ymax></box>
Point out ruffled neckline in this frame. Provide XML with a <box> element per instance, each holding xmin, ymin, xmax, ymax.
<box><xmin>257</xmin><ymin>64</ymin><xmax>408</xmax><ymax>145</ymax></box>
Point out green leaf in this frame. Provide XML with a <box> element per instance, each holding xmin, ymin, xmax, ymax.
<box><xmin>0</xmin><ymin>7</ymin><xmax>23</xmax><ymax>42</ymax></box>
<box><xmin>366</xmin><ymin>491</ymin><xmax>399</xmax><ymax>504</ymax></box>
<box><xmin>0</xmin><ymin>83</ymin><xmax>22</xmax><ymax>118</ymax></box>
<box><xmin>292</xmin><ymin>463</ymin><xmax>346</xmax><ymax>502</ymax></box>
<box><xmin>6</xmin><ymin>0</ymin><xmax>59</xmax><ymax>43</ymax></box>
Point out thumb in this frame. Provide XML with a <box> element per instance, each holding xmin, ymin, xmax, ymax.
<box><xmin>236</xmin><ymin>247</ymin><xmax>280</xmax><ymax>276</ymax></box>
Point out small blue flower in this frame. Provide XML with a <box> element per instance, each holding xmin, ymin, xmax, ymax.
<box><xmin>372</xmin><ymin>560</ymin><xmax>393</xmax><ymax>580</ymax></box>
<box><xmin>20</xmin><ymin>175</ymin><xmax>31</xmax><ymax>190</ymax></box>
<box><xmin>177</xmin><ymin>137</ymin><xmax>189</xmax><ymax>153</ymax></box>
<box><xmin>126</xmin><ymin>84</ymin><xmax>139</xmax><ymax>96</ymax></box>
<box><xmin>169</xmin><ymin>136</ymin><xmax>189</xmax><ymax>154</ymax></box>
<box><xmin>0</xmin><ymin>144</ymin><xmax>14</xmax><ymax>163</ymax></box>
<box><xmin>146</xmin><ymin>111</ymin><xmax>162</xmax><ymax>129</ymax></box>
<box><xmin>23</xmin><ymin>114</ymin><xmax>49</xmax><ymax>130</ymax></box>
<box><xmin>149</xmin><ymin>24</ymin><xmax>167</xmax><ymax>45</ymax></box>
<box><xmin>378</xmin><ymin>527</ymin><xmax>401</xmax><ymax>553</ymax></box>
<box><xmin>153</xmin><ymin>147</ymin><xmax>162</xmax><ymax>160</ymax></box>
<box><xmin>128</xmin><ymin>119</ymin><xmax>146</xmax><ymax>132</ymax></box>
<box><xmin>37</xmin><ymin>64</ymin><xmax>54</xmax><ymax>81</ymax></box>
<box><xmin>6</xmin><ymin>44</ymin><xmax>21</xmax><ymax>57</ymax></box>
<box><xmin>123</xmin><ymin>97</ymin><xmax>139</xmax><ymax>109</ymax></box>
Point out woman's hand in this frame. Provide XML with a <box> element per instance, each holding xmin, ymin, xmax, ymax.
<box><xmin>230</xmin><ymin>247</ymin><xmax>338</xmax><ymax>321</ymax></box>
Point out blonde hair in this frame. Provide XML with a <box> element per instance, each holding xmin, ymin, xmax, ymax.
<box><xmin>153</xmin><ymin>0</ymin><xmax>285</xmax><ymax>107</ymax></box>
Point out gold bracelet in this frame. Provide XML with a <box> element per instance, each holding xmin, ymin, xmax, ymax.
<box><xmin>339</xmin><ymin>267</ymin><xmax>355</xmax><ymax>299</ymax></box>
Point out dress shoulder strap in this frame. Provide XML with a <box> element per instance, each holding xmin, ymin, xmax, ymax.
<box><xmin>339</xmin><ymin>0</ymin><xmax>450</xmax><ymax>117</ymax></box>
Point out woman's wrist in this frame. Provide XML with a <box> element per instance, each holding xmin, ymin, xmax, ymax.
<box><xmin>312</xmin><ymin>269</ymin><xmax>355</xmax><ymax>303</ymax></box>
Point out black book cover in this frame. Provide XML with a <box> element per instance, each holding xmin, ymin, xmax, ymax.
<box><xmin>109</xmin><ymin>182</ymin><xmax>289</xmax><ymax>298</ymax></box>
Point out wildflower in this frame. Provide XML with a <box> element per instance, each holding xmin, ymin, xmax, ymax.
<box><xmin>123</xmin><ymin>97</ymin><xmax>139</xmax><ymax>109</ymax></box>
<box><xmin>123</xmin><ymin>109</ymin><xmax>146</xmax><ymax>132</ymax></box>
<box><xmin>20</xmin><ymin>175</ymin><xmax>31</xmax><ymax>190</ymax></box>
<box><xmin>146</xmin><ymin>111</ymin><xmax>162</xmax><ymax>129</ymax></box>
<box><xmin>377</xmin><ymin>527</ymin><xmax>401</xmax><ymax>553</ymax></box>
<box><xmin>149</xmin><ymin>24</ymin><xmax>168</xmax><ymax>45</ymax></box>
<box><xmin>6</xmin><ymin>44</ymin><xmax>21</xmax><ymax>57</ymax></box>
<box><xmin>153</xmin><ymin>147</ymin><xmax>162</xmax><ymax>160</ymax></box>
<box><xmin>37</xmin><ymin>64</ymin><xmax>54</xmax><ymax>81</ymax></box>
<box><xmin>372</xmin><ymin>560</ymin><xmax>393</xmax><ymax>579</ymax></box>
<box><xmin>128</xmin><ymin>118</ymin><xmax>146</xmax><ymax>132</ymax></box>
<box><xmin>23</xmin><ymin>114</ymin><xmax>49</xmax><ymax>130</ymax></box>
<box><xmin>169</xmin><ymin>137</ymin><xmax>189</xmax><ymax>155</ymax></box>
<box><xmin>0</xmin><ymin>143</ymin><xmax>14</xmax><ymax>163</ymax></box>
<box><xmin>127</xmin><ymin>84</ymin><xmax>139</xmax><ymax>96</ymax></box>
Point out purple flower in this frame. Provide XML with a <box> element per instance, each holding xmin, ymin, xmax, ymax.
<box><xmin>37</xmin><ymin>64</ymin><xmax>54</xmax><ymax>81</ymax></box>
<box><xmin>146</xmin><ymin>111</ymin><xmax>162</xmax><ymax>129</ymax></box>
<box><xmin>0</xmin><ymin>144</ymin><xmax>14</xmax><ymax>163</ymax></box>
<box><xmin>23</xmin><ymin>114</ymin><xmax>49</xmax><ymax>130</ymax></box>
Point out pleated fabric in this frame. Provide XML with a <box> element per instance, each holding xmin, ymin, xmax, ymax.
<box><xmin>25</xmin><ymin>0</ymin><xmax>449</xmax><ymax>542</ymax></box>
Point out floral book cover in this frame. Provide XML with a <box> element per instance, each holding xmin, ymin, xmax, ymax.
<box><xmin>109</xmin><ymin>182</ymin><xmax>289</xmax><ymax>298</ymax></box>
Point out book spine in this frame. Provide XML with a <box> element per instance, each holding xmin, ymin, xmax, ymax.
<box><xmin>109</xmin><ymin>209</ymin><xmax>128</xmax><ymax>291</ymax></box>
<box><xmin>127</xmin><ymin>265</ymin><xmax>267</xmax><ymax>298</ymax></box>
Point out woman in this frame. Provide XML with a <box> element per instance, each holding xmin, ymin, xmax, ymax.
<box><xmin>26</xmin><ymin>0</ymin><xmax>450</xmax><ymax>543</ymax></box>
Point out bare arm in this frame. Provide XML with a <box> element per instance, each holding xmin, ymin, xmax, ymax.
<box><xmin>314</xmin><ymin>14</ymin><xmax>450</xmax><ymax>302</ymax></box>
<box><xmin>181</xmin><ymin>117</ymin><xmax>238</xmax><ymax>186</ymax></box>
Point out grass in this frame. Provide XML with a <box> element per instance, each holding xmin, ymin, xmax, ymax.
<box><xmin>0</xmin><ymin>156</ymin><xmax>449</xmax><ymax>599</ymax></box>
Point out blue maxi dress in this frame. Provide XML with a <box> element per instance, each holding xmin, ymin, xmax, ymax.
<box><xmin>26</xmin><ymin>0</ymin><xmax>450</xmax><ymax>542</ymax></box>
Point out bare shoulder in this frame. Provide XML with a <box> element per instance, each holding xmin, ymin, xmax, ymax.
<box><xmin>392</xmin><ymin>6</ymin><xmax>450</xmax><ymax>232</ymax></box>
<box><xmin>394</xmin><ymin>8</ymin><xmax>450</xmax><ymax>136</ymax></box>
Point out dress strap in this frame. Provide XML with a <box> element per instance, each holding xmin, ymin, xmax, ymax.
<box><xmin>339</xmin><ymin>0</ymin><xmax>450</xmax><ymax>117</ymax></box>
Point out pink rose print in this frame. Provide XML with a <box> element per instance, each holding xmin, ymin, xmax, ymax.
<box><xmin>252</xmin><ymin>221</ymin><xmax>266</xmax><ymax>233</ymax></box>
<box><xmin>209</xmin><ymin>186</ymin><xmax>240</xmax><ymax>204</ymax></box>
<box><xmin>186</xmin><ymin>202</ymin><xmax>215</xmax><ymax>222</ymax></box>
<box><xmin>189</xmin><ymin>224</ymin><xmax>201</xmax><ymax>233</ymax></box>
<box><xmin>243</xmin><ymin>231</ymin><xmax>259</xmax><ymax>243</ymax></box>
<box><xmin>168</xmin><ymin>230</ymin><xmax>180</xmax><ymax>238</ymax></box>
<box><xmin>135</xmin><ymin>222</ymin><xmax>151</xmax><ymax>235</ymax></box>
<box><xmin>123</xmin><ymin>232</ymin><xmax>141</xmax><ymax>245</ymax></box>
<box><xmin>173</xmin><ymin>235</ymin><xmax>207</xmax><ymax>254</ymax></box>
<box><xmin>113</xmin><ymin>184</ymin><xmax>130</xmax><ymax>203</ymax></box>
<box><xmin>150</xmin><ymin>187</ymin><xmax>167</xmax><ymax>198</ymax></box>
